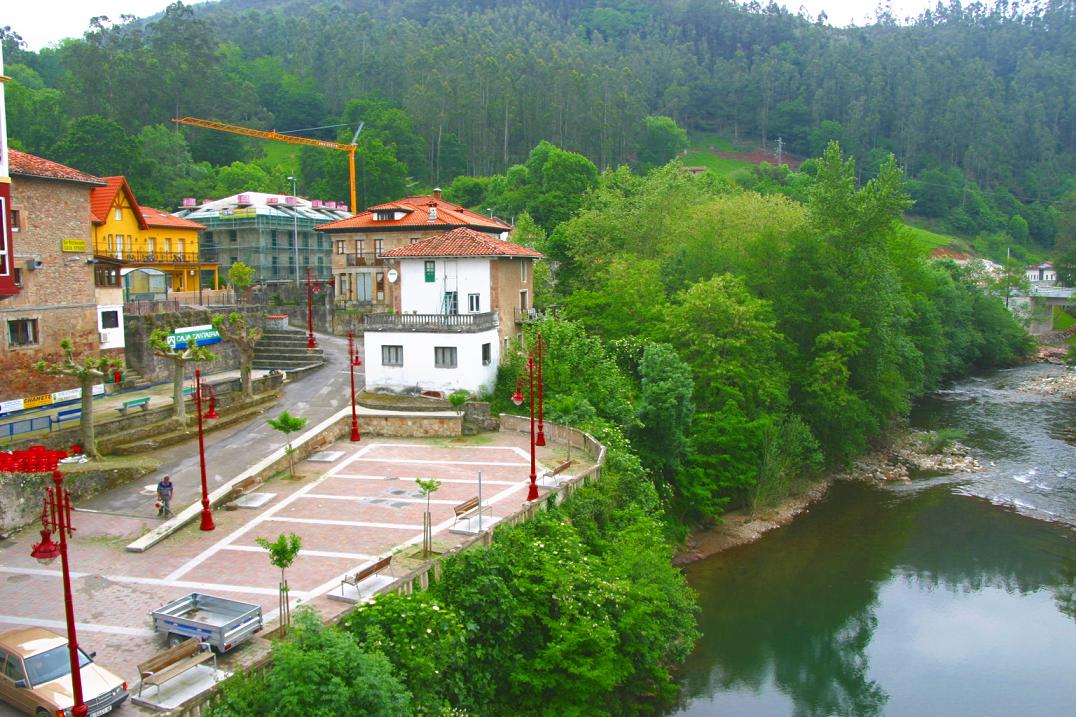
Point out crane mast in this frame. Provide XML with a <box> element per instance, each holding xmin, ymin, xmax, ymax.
<box><xmin>173</xmin><ymin>116</ymin><xmax>360</xmax><ymax>212</ymax></box>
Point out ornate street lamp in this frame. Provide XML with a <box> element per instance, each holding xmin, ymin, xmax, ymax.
<box><xmin>536</xmin><ymin>332</ymin><xmax>546</xmax><ymax>446</ymax></box>
<box><xmin>511</xmin><ymin>355</ymin><xmax>540</xmax><ymax>501</ymax></box>
<box><xmin>30</xmin><ymin>470</ymin><xmax>90</xmax><ymax>717</ymax></box>
<box><xmin>348</xmin><ymin>331</ymin><xmax>362</xmax><ymax>442</ymax></box>
<box><xmin>304</xmin><ymin>266</ymin><xmax>334</xmax><ymax>349</ymax></box>
<box><xmin>194</xmin><ymin>369</ymin><xmax>215</xmax><ymax>531</ymax></box>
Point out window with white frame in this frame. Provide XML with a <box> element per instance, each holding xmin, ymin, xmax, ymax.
<box><xmin>468</xmin><ymin>293</ymin><xmax>481</xmax><ymax>312</ymax></box>
<box><xmin>382</xmin><ymin>344</ymin><xmax>403</xmax><ymax>366</ymax></box>
<box><xmin>8</xmin><ymin>318</ymin><xmax>38</xmax><ymax>347</ymax></box>
<box><xmin>482</xmin><ymin>342</ymin><xmax>491</xmax><ymax>365</ymax></box>
<box><xmin>434</xmin><ymin>346</ymin><xmax>457</xmax><ymax>368</ymax></box>
<box><xmin>336</xmin><ymin>240</ymin><xmax>345</xmax><ymax>254</ymax></box>
<box><xmin>100</xmin><ymin>310</ymin><xmax>120</xmax><ymax>329</ymax></box>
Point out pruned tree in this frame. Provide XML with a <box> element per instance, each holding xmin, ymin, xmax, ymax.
<box><xmin>267</xmin><ymin>410</ymin><xmax>307</xmax><ymax>477</ymax></box>
<box><xmin>415</xmin><ymin>478</ymin><xmax>441</xmax><ymax>557</ymax></box>
<box><xmin>33</xmin><ymin>339</ymin><xmax>123</xmax><ymax>460</ymax></box>
<box><xmin>149</xmin><ymin>327</ymin><xmax>217</xmax><ymax>423</ymax></box>
<box><xmin>254</xmin><ymin>533</ymin><xmax>302</xmax><ymax>635</ymax></box>
<box><xmin>212</xmin><ymin>312</ymin><xmax>262</xmax><ymax>397</ymax></box>
<box><xmin>227</xmin><ymin>261</ymin><xmax>254</xmax><ymax>303</ymax></box>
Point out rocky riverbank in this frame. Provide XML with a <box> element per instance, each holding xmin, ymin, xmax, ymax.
<box><xmin>675</xmin><ymin>430</ymin><xmax>981</xmax><ymax>564</ymax></box>
<box><xmin>1018</xmin><ymin>370</ymin><xmax>1076</xmax><ymax>399</ymax></box>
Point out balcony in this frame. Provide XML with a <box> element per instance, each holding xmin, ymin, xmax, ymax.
<box><xmin>344</xmin><ymin>252</ymin><xmax>386</xmax><ymax>267</ymax></box>
<box><xmin>95</xmin><ymin>250</ymin><xmax>212</xmax><ymax>265</ymax></box>
<box><xmin>364</xmin><ymin>311</ymin><xmax>499</xmax><ymax>333</ymax></box>
<box><xmin>514</xmin><ymin>306</ymin><xmax>539</xmax><ymax>324</ymax></box>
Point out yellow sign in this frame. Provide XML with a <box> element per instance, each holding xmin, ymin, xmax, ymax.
<box><xmin>23</xmin><ymin>393</ymin><xmax>54</xmax><ymax>409</ymax></box>
<box><xmin>61</xmin><ymin>238</ymin><xmax>87</xmax><ymax>252</ymax></box>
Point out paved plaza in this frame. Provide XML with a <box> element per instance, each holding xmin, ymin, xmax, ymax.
<box><xmin>0</xmin><ymin>431</ymin><xmax>578</xmax><ymax>716</ymax></box>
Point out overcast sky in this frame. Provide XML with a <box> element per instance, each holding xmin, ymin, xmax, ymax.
<box><xmin>6</xmin><ymin>0</ymin><xmax>937</xmax><ymax>52</ymax></box>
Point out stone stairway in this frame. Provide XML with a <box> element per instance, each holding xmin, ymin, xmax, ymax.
<box><xmin>119</xmin><ymin>368</ymin><xmax>152</xmax><ymax>391</ymax></box>
<box><xmin>253</xmin><ymin>327</ymin><xmax>325</xmax><ymax>370</ymax></box>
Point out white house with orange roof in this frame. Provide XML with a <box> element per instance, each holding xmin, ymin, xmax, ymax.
<box><xmin>363</xmin><ymin>227</ymin><xmax>542</xmax><ymax>395</ymax></box>
<box><xmin>316</xmin><ymin>189</ymin><xmax>511</xmax><ymax>311</ymax></box>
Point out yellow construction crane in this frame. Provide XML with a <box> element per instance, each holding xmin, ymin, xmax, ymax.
<box><xmin>172</xmin><ymin>116</ymin><xmax>363</xmax><ymax>211</ymax></box>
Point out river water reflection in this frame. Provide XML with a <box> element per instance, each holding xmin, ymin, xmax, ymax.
<box><xmin>672</xmin><ymin>365</ymin><xmax>1075</xmax><ymax>717</ymax></box>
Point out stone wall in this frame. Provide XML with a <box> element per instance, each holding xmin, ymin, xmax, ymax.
<box><xmin>363</xmin><ymin>414</ymin><xmax>461</xmax><ymax>437</ymax></box>
<box><xmin>0</xmin><ymin>464</ymin><xmax>149</xmax><ymax>534</ymax></box>
<box><xmin>124</xmin><ymin>306</ymin><xmax>266</xmax><ymax>383</ymax></box>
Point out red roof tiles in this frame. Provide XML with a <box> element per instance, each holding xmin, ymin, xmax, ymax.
<box><xmin>140</xmin><ymin>206</ymin><xmax>205</xmax><ymax>230</ymax></box>
<box><xmin>382</xmin><ymin>227</ymin><xmax>543</xmax><ymax>259</ymax></box>
<box><xmin>316</xmin><ymin>194</ymin><xmax>509</xmax><ymax>233</ymax></box>
<box><xmin>8</xmin><ymin>149</ymin><xmax>104</xmax><ymax>186</ymax></box>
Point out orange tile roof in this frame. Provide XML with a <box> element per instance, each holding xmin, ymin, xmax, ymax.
<box><xmin>316</xmin><ymin>194</ymin><xmax>510</xmax><ymax>233</ymax></box>
<box><xmin>90</xmin><ymin>177</ymin><xmax>148</xmax><ymax>229</ymax></box>
<box><xmin>8</xmin><ymin>149</ymin><xmax>104</xmax><ymax>186</ymax></box>
<box><xmin>382</xmin><ymin>227</ymin><xmax>543</xmax><ymax>259</ymax></box>
<box><xmin>140</xmin><ymin>206</ymin><xmax>205</xmax><ymax>230</ymax></box>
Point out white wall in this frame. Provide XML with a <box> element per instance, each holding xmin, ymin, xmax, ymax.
<box><xmin>365</xmin><ymin>326</ymin><xmax>500</xmax><ymax>394</ymax></box>
<box><xmin>399</xmin><ymin>258</ymin><xmax>490</xmax><ymax>314</ymax></box>
<box><xmin>97</xmin><ymin>304</ymin><xmax>125</xmax><ymax>349</ymax></box>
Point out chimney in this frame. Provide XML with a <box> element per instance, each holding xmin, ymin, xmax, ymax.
<box><xmin>433</xmin><ymin>187</ymin><xmax>442</xmax><ymax>201</ymax></box>
<box><xmin>427</xmin><ymin>202</ymin><xmax>438</xmax><ymax>223</ymax></box>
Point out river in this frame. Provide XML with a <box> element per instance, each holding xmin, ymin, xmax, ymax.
<box><xmin>671</xmin><ymin>363</ymin><xmax>1076</xmax><ymax>717</ymax></box>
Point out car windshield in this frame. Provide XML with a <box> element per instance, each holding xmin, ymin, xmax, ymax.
<box><xmin>24</xmin><ymin>646</ymin><xmax>92</xmax><ymax>686</ymax></box>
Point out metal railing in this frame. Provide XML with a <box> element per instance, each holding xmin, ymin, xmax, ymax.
<box><xmin>344</xmin><ymin>252</ymin><xmax>385</xmax><ymax>267</ymax></box>
<box><xmin>513</xmin><ymin>307</ymin><xmax>539</xmax><ymax>323</ymax></box>
<box><xmin>95</xmin><ymin>250</ymin><xmax>208</xmax><ymax>264</ymax></box>
<box><xmin>124</xmin><ymin>299</ymin><xmax>180</xmax><ymax>315</ymax></box>
<box><xmin>364</xmin><ymin>311</ymin><xmax>499</xmax><ymax>332</ymax></box>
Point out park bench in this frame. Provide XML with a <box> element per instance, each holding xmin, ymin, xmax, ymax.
<box><xmin>136</xmin><ymin>637</ymin><xmax>216</xmax><ymax>699</ymax></box>
<box><xmin>232</xmin><ymin>476</ymin><xmax>259</xmax><ymax>499</ymax></box>
<box><xmin>340</xmin><ymin>556</ymin><xmax>392</xmax><ymax>596</ymax></box>
<box><xmin>116</xmin><ymin>397</ymin><xmax>151</xmax><ymax>415</ymax></box>
<box><xmin>539</xmin><ymin>460</ymin><xmax>574</xmax><ymax>485</ymax></box>
<box><xmin>50</xmin><ymin>408</ymin><xmax>81</xmax><ymax>431</ymax></box>
<box><xmin>452</xmin><ymin>496</ymin><xmax>492</xmax><ymax>529</ymax></box>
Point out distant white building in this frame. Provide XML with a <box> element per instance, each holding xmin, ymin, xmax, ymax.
<box><xmin>1025</xmin><ymin>261</ymin><xmax>1057</xmax><ymax>286</ymax></box>
<box><xmin>363</xmin><ymin>227</ymin><xmax>543</xmax><ymax>395</ymax></box>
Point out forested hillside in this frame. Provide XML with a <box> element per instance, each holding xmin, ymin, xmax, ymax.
<box><xmin>3</xmin><ymin>0</ymin><xmax>1074</xmax><ymax>254</ymax></box>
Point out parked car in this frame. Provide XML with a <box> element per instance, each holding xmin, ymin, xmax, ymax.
<box><xmin>0</xmin><ymin>627</ymin><xmax>128</xmax><ymax>717</ymax></box>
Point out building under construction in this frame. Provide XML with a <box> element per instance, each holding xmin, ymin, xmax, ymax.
<box><xmin>175</xmin><ymin>192</ymin><xmax>351</xmax><ymax>284</ymax></box>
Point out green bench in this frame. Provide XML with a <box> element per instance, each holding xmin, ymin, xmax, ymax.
<box><xmin>51</xmin><ymin>408</ymin><xmax>81</xmax><ymax>431</ymax></box>
<box><xmin>116</xmin><ymin>397</ymin><xmax>151</xmax><ymax>415</ymax></box>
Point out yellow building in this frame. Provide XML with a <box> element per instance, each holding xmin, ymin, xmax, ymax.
<box><xmin>90</xmin><ymin>177</ymin><xmax>217</xmax><ymax>292</ymax></box>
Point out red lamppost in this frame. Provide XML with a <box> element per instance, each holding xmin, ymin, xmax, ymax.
<box><xmin>303</xmin><ymin>267</ymin><xmax>334</xmax><ymax>349</ymax></box>
<box><xmin>511</xmin><ymin>354</ymin><xmax>540</xmax><ymax>501</ymax></box>
<box><xmin>535</xmin><ymin>332</ymin><xmax>546</xmax><ymax>446</ymax></box>
<box><xmin>194</xmin><ymin>369</ymin><xmax>215</xmax><ymax>531</ymax></box>
<box><xmin>30</xmin><ymin>470</ymin><xmax>89</xmax><ymax>717</ymax></box>
<box><xmin>348</xmin><ymin>332</ymin><xmax>362</xmax><ymax>442</ymax></box>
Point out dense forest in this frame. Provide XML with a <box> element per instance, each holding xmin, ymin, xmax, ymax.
<box><xmin>3</xmin><ymin>0</ymin><xmax>1075</xmax><ymax>258</ymax></box>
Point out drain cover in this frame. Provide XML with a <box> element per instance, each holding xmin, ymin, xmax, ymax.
<box><xmin>309</xmin><ymin>451</ymin><xmax>345</xmax><ymax>462</ymax></box>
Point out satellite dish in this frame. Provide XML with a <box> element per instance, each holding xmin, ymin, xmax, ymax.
<box><xmin>387</xmin><ymin>269</ymin><xmax>399</xmax><ymax>283</ymax></box>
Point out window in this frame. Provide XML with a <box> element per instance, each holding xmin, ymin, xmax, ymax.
<box><xmin>336</xmin><ymin>240</ymin><xmax>345</xmax><ymax>254</ymax></box>
<box><xmin>147</xmin><ymin>237</ymin><xmax>156</xmax><ymax>257</ymax></box>
<box><xmin>357</xmin><ymin>238</ymin><xmax>365</xmax><ymax>255</ymax></box>
<box><xmin>0</xmin><ymin>649</ymin><xmax>25</xmax><ymax>682</ymax></box>
<box><xmin>424</xmin><ymin>260</ymin><xmax>436</xmax><ymax>282</ymax></box>
<box><xmin>272</xmin><ymin>256</ymin><xmax>279</xmax><ymax>276</ymax></box>
<box><xmin>434</xmin><ymin>346</ymin><xmax>457</xmax><ymax>368</ymax></box>
<box><xmin>519</xmin><ymin>290</ymin><xmax>528</xmax><ymax>311</ymax></box>
<box><xmin>468</xmin><ymin>293</ymin><xmax>481</xmax><ymax>312</ymax></box>
<box><xmin>8</xmin><ymin>318</ymin><xmax>39</xmax><ymax>347</ymax></box>
<box><xmin>375</xmin><ymin>210</ymin><xmax>393</xmax><ymax>221</ymax></box>
<box><xmin>228</xmin><ymin>230</ymin><xmax>237</xmax><ymax>242</ymax></box>
<box><xmin>94</xmin><ymin>266</ymin><xmax>118</xmax><ymax>287</ymax></box>
<box><xmin>410</xmin><ymin>237</ymin><xmax>420</xmax><ymax>244</ymax></box>
<box><xmin>10</xmin><ymin>209</ymin><xmax>22</xmax><ymax>232</ymax></box>
<box><xmin>230</xmin><ymin>255</ymin><xmax>238</xmax><ymax>266</ymax></box>
<box><xmin>443</xmin><ymin>291</ymin><xmax>458</xmax><ymax>315</ymax></box>
<box><xmin>382</xmin><ymin>344</ymin><xmax>403</xmax><ymax>366</ymax></box>
<box><xmin>482</xmin><ymin>342</ymin><xmax>491</xmax><ymax>366</ymax></box>
<box><xmin>176</xmin><ymin>239</ymin><xmax>185</xmax><ymax>260</ymax></box>
<box><xmin>13</xmin><ymin>268</ymin><xmax>22</xmax><ymax>288</ymax></box>
<box><xmin>271</xmin><ymin>231</ymin><xmax>278</xmax><ymax>249</ymax></box>
<box><xmin>114</xmin><ymin>207</ymin><xmax>122</xmax><ymax>220</ymax></box>
<box><xmin>521</xmin><ymin>260</ymin><xmax>528</xmax><ymax>283</ymax></box>
<box><xmin>302</xmin><ymin>235</ymin><xmax>309</xmax><ymax>249</ymax></box>
<box><xmin>375</xmin><ymin>238</ymin><xmax>384</xmax><ymax>256</ymax></box>
<box><xmin>317</xmin><ymin>236</ymin><xmax>323</xmax><ymax>249</ymax></box>
<box><xmin>100</xmin><ymin>310</ymin><xmax>120</xmax><ymax>329</ymax></box>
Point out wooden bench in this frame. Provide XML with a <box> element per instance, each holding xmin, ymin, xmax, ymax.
<box><xmin>539</xmin><ymin>460</ymin><xmax>575</xmax><ymax>484</ymax></box>
<box><xmin>232</xmin><ymin>476</ymin><xmax>259</xmax><ymax>498</ymax></box>
<box><xmin>341</xmin><ymin>556</ymin><xmax>392</xmax><ymax>595</ymax></box>
<box><xmin>452</xmin><ymin>496</ymin><xmax>492</xmax><ymax>528</ymax></box>
<box><xmin>50</xmin><ymin>408</ymin><xmax>81</xmax><ymax>431</ymax></box>
<box><xmin>137</xmin><ymin>637</ymin><xmax>216</xmax><ymax>699</ymax></box>
<box><xmin>116</xmin><ymin>397</ymin><xmax>151</xmax><ymax>415</ymax></box>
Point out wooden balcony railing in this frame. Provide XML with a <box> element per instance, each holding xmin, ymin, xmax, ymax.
<box><xmin>364</xmin><ymin>311</ymin><xmax>499</xmax><ymax>332</ymax></box>
<box><xmin>344</xmin><ymin>252</ymin><xmax>386</xmax><ymax>267</ymax></box>
<box><xmin>95</xmin><ymin>250</ymin><xmax>211</xmax><ymax>265</ymax></box>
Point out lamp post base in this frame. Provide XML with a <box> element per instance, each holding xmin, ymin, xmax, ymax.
<box><xmin>527</xmin><ymin>477</ymin><xmax>539</xmax><ymax>502</ymax></box>
<box><xmin>307</xmin><ymin>336</ymin><xmax>317</xmax><ymax>349</ymax></box>
<box><xmin>200</xmin><ymin>502</ymin><xmax>215</xmax><ymax>531</ymax></box>
<box><xmin>536</xmin><ymin>429</ymin><xmax>546</xmax><ymax>446</ymax></box>
<box><xmin>350</xmin><ymin>420</ymin><xmax>361</xmax><ymax>442</ymax></box>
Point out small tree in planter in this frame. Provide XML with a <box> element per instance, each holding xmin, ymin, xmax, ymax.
<box><xmin>228</xmin><ymin>261</ymin><xmax>254</xmax><ymax>304</ymax></box>
<box><xmin>255</xmin><ymin>533</ymin><xmax>302</xmax><ymax>635</ymax></box>
<box><xmin>149</xmin><ymin>327</ymin><xmax>217</xmax><ymax>423</ymax></box>
<box><xmin>448</xmin><ymin>389</ymin><xmax>469</xmax><ymax>416</ymax></box>
<box><xmin>267</xmin><ymin>410</ymin><xmax>307</xmax><ymax>477</ymax></box>
<box><xmin>212</xmin><ymin>312</ymin><xmax>263</xmax><ymax>398</ymax></box>
<box><xmin>33</xmin><ymin>339</ymin><xmax>123</xmax><ymax>460</ymax></box>
<box><xmin>415</xmin><ymin>478</ymin><xmax>441</xmax><ymax>557</ymax></box>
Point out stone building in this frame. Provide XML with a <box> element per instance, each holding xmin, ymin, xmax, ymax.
<box><xmin>0</xmin><ymin>150</ymin><xmax>119</xmax><ymax>402</ymax></box>
<box><xmin>175</xmin><ymin>192</ymin><xmax>350</xmax><ymax>285</ymax></box>
<box><xmin>317</xmin><ymin>190</ymin><xmax>510</xmax><ymax>311</ymax></box>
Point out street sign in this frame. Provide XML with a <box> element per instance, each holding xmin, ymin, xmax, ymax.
<box><xmin>167</xmin><ymin>324</ymin><xmax>221</xmax><ymax>349</ymax></box>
